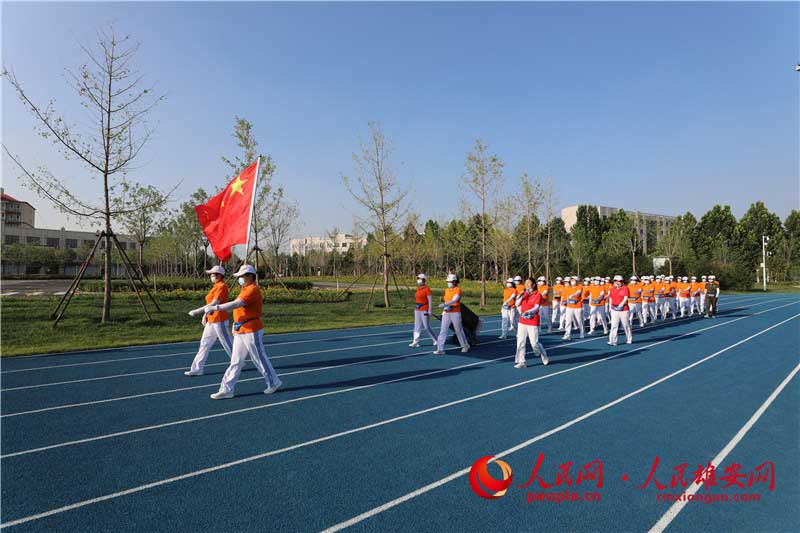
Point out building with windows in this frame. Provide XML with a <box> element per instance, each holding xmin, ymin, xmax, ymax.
<box><xmin>289</xmin><ymin>233</ymin><xmax>366</xmax><ymax>256</ymax></box>
<box><xmin>561</xmin><ymin>204</ymin><xmax>676</xmax><ymax>255</ymax></box>
<box><xmin>1</xmin><ymin>191</ymin><xmax>137</xmax><ymax>276</ymax></box>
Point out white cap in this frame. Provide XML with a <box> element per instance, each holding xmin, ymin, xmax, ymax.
<box><xmin>537</xmin><ymin>276</ymin><xmax>546</xmax><ymax>282</ymax></box>
<box><xmin>682</xmin><ymin>276</ymin><xmax>688</xmax><ymax>281</ymax></box>
<box><xmin>416</xmin><ymin>273</ymin><xmax>427</xmax><ymax>280</ymax></box>
<box><xmin>630</xmin><ymin>275</ymin><xmax>638</xmax><ymax>281</ymax></box>
<box><xmin>701</xmin><ymin>275</ymin><xmax>707</xmax><ymax>279</ymax></box>
<box><xmin>506</xmin><ymin>277</ymin><xmax>515</xmax><ymax>284</ymax></box>
<box><xmin>604</xmin><ymin>277</ymin><xmax>610</xmax><ymax>281</ymax></box>
<box><xmin>709</xmin><ymin>275</ymin><xmax>716</xmax><ymax>280</ymax></box>
<box><xmin>555</xmin><ymin>276</ymin><xmax>563</xmax><ymax>281</ymax></box>
<box><xmin>446</xmin><ymin>273</ymin><xmax>459</xmax><ymax>282</ymax></box>
<box><xmin>613</xmin><ymin>275</ymin><xmax>624</xmax><ymax>281</ymax></box>
<box><xmin>513</xmin><ymin>275</ymin><xmax>523</xmax><ymax>282</ymax></box>
<box><xmin>205</xmin><ymin>265</ymin><xmax>225</xmax><ymax>276</ymax></box>
<box><xmin>563</xmin><ymin>276</ymin><xmax>571</xmax><ymax>281</ymax></box>
<box><xmin>233</xmin><ymin>264</ymin><xmax>257</xmax><ymax>277</ymax></box>
<box><xmin>691</xmin><ymin>276</ymin><xmax>696</xmax><ymax>280</ymax></box>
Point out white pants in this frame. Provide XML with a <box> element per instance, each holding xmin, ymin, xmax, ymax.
<box><xmin>551</xmin><ymin>301</ymin><xmax>561</xmax><ymax>324</ymax></box>
<box><xmin>678</xmin><ymin>297</ymin><xmax>690</xmax><ymax>317</ymax></box>
<box><xmin>219</xmin><ymin>329</ymin><xmax>280</xmax><ymax>394</ymax></box>
<box><xmin>564</xmin><ymin>307</ymin><xmax>584</xmax><ymax>339</ymax></box>
<box><xmin>609</xmin><ymin>310</ymin><xmax>632</xmax><ymax>344</ymax></box>
<box><xmin>583</xmin><ymin>302</ymin><xmax>590</xmax><ymax>322</ymax></box>
<box><xmin>516</xmin><ymin>323</ymin><xmax>547</xmax><ymax>364</ymax></box>
<box><xmin>539</xmin><ymin>305</ymin><xmax>552</xmax><ymax>333</ymax></box>
<box><xmin>664</xmin><ymin>298</ymin><xmax>676</xmax><ymax>319</ymax></box>
<box><xmin>699</xmin><ymin>293</ymin><xmax>706</xmax><ymax>313</ymax></box>
<box><xmin>190</xmin><ymin>320</ymin><xmax>233</xmax><ymax>373</ymax></box>
<box><xmin>413</xmin><ymin>310</ymin><xmax>437</xmax><ymax>343</ymax></box>
<box><xmin>689</xmin><ymin>296</ymin><xmax>699</xmax><ymax>315</ymax></box>
<box><xmin>644</xmin><ymin>302</ymin><xmax>657</xmax><ymax>323</ymax></box>
<box><xmin>629</xmin><ymin>302</ymin><xmax>645</xmax><ymax>327</ymax></box>
<box><xmin>589</xmin><ymin>305</ymin><xmax>607</xmax><ymax>333</ymax></box>
<box><xmin>558</xmin><ymin>303</ymin><xmax>568</xmax><ymax>329</ymax></box>
<box><xmin>437</xmin><ymin>311</ymin><xmax>468</xmax><ymax>351</ymax></box>
<box><xmin>654</xmin><ymin>297</ymin><xmax>663</xmax><ymax>319</ymax></box>
<box><xmin>501</xmin><ymin>306</ymin><xmax>516</xmax><ymax>337</ymax></box>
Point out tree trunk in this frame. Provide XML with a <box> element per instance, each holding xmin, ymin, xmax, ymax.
<box><xmin>545</xmin><ymin>223</ymin><xmax>552</xmax><ymax>281</ymax></box>
<box><xmin>527</xmin><ymin>216</ymin><xmax>532</xmax><ymax>278</ymax></box>
<box><xmin>480</xmin><ymin>209</ymin><xmax>486</xmax><ymax>309</ymax></box>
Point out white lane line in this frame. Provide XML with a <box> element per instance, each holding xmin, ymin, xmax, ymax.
<box><xmin>320</xmin><ymin>313</ymin><xmax>800</xmax><ymax>533</ymax></box>
<box><xmin>6</xmin><ymin>315</ymin><xmax>504</xmax><ymax>360</ymax></box>
<box><xmin>2</xmin><ymin>299</ymin><xmax>790</xmax><ymax>460</ymax></box>
<box><xmin>0</xmin><ymin>296</ymin><xmax>762</xmax><ymax>390</ymax></box>
<box><xmin>1</xmin><ymin>292</ymin><xmax>20</xmax><ymax>297</ymax></box>
<box><xmin>648</xmin><ymin>362</ymin><xmax>800</xmax><ymax>533</ymax></box>
<box><xmin>4</xmin><ymin>312</ymin><xmax>796</xmax><ymax>529</ymax></box>
<box><xmin>0</xmin><ymin>317</ymin><xmax>503</xmax><ymax>373</ymax></box>
<box><xmin>0</xmin><ymin>298</ymin><xmax>766</xmax><ymax>415</ymax></box>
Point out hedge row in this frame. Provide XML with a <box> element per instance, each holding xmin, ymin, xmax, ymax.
<box><xmin>80</xmin><ymin>278</ymin><xmax>313</xmax><ymax>292</ymax></box>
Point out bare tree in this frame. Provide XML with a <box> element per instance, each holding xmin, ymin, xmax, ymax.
<box><xmin>517</xmin><ymin>173</ymin><xmax>542</xmax><ymax>277</ymax></box>
<box><xmin>326</xmin><ymin>225</ymin><xmax>341</xmax><ymax>288</ymax></box>
<box><xmin>261</xmin><ymin>186</ymin><xmax>299</xmax><ymax>274</ymax></box>
<box><xmin>4</xmin><ymin>25</ymin><xmax>165</xmax><ymax>322</ymax></box>
<box><xmin>112</xmin><ymin>181</ymin><xmax>167</xmax><ymax>273</ymax></box>
<box><xmin>463</xmin><ymin>139</ymin><xmax>504</xmax><ymax>309</ymax></box>
<box><xmin>541</xmin><ymin>176</ymin><xmax>558</xmax><ymax>281</ymax></box>
<box><xmin>342</xmin><ymin>121</ymin><xmax>408</xmax><ymax>308</ymax></box>
<box><xmin>490</xmin><ymin>198</ymin><xmax>515</xmax><ymax>282</ymax></box>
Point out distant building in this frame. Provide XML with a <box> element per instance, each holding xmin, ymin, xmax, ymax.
<box><xmin>289</xmin><ymin>233</ymin><xmax>366</xmax><ymax>256</ymax></box>
<box><xmin>1</xmin><ymin>191</ymin><xmax>137</xmax><ymax>276</ymax></box>
<box><xmin>561</xmin><ymin>204</ymin><xmax>676</xmax><ymax>255</ymax></box>
<box><xmin>1</xmin><ymin>188</ymin><xmax>36</xmax><ymax>228</ymax></box>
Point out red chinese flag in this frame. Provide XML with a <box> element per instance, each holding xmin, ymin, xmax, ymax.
<box><xmin>194</xmin><ymin>160</ymin><xmax>259</xmax><ymax>262</ymax></box>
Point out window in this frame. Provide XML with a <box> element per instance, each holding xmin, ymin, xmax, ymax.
<box><xmin>26</xmin><ymin>236</ymin><xmax>41</xmax><ymax>245</ymax></box>
<box><xmin>4</xmin><ymin>234</ymin><xmax>19</xmax><ymax>244</ymax></box>
<box><xmin>83</xmin><ymin>240</ymin><xmax>95</xmax><ymax>247</ymax></box>
<box><xmin>65</xmin><ymin>239</ymin><xmax>78</xmax><ymax>249</ymax></box>
<box><xmin>46</xmin><ymin>237</ymin><xmax>60</xmax><ymax>248</ymax></box>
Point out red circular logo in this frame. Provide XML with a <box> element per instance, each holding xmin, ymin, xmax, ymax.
<box><xmin>469</xmin><ymin>455</ymin><xmax>513</xmax><ymax>499</ymax></box>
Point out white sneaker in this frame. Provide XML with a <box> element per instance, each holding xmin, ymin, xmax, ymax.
<box><xmin>432</xmin><ymin>340</ymin><xmax>438</xmax><ymax>346</ymax></box>
<box><xmin>409</xmin><ymin>342</ymin><xmax>420</xmax><ymax>348</ymax></box>
<box><xmin>210</xmin><ymin>391</ymin><xmax>233</xmax><ymax>400</ymax></box>
<box><xmin>184</xmin><ymin>370</ymin><xmax>203</xmax><ymax>377</ymax></box>
<box><xmin>580</xmin><ymin>334</ymin><xmax>585</xmax><ymax>339</ymax></box>
<box><xmin>562</xmin><ymin>335</ymin><xmax>570</xmax><ymax>341</ymax></box>
<box><xmin>540</xmin><ymin>352</ymin><xmax>549</xmax><ymax>366</ymax></box>
<box><xmin>607</xmin><ymin>341</ymin><xmax>613</xmax><ymax>345</ymax></box>
<box><xmin>264</xmin><ymin>380</ymin><xmax>282</xmax><ymax>394</ymax></box>
<box><xmin>433</xmin><ymin>350</ymin><xmax>445</xmax><ymax>355</ymax></box>
<box><xmin>498</xmin><ymin>335</ymin><xmax>506</xmax><ymax>340</ymax></box>
<box><xmin>514</xmin><ymin>362</ymin><xmax>526</xmax><ymax>369</ymax></box>
<box><xmin>588</xmin><ymin>329</ymin><xmax>595</xmax><ymax>335</ymax></box>
<box><xmin>626</xmin><ymin>340</ymin><xmax>633</xmax><ymax>344</ymax></box>
<box><xmin>461</xmin><ymin>346</ymin><xmax>470</xmax><ymax>353</ymax></box>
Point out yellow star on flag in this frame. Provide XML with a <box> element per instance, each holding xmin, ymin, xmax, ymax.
<box><xmin>222</xmin><ymin>175</ymin><xmax>248</xmax><ymax>206</ymax></box>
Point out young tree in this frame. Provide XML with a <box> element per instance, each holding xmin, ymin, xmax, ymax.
<box><xmin>261</xmin><ymin>186</ymin><xmax>299</xmax><ymax>273</ymax></box>
<box><xmin>655</xmin><ymin>213</ymin><xmax>695</xmax><ymax>275</ymax></box>
<box><xmin>490</xmin><ymin>198</ymin><xmax>516</xmax><ymax>282</ymax></box>
<box><xmin>603</xmin><ymin>210</ymin><xmax>642</xmax><ymax>275</ymax></box>
<box><xmin>342</xmin><ymin>121</ymin><xmax>408</xmax><ymax>308</ymax></box>
<box><xmin>517</xmin><ymin>173</ymin><xmax>542</xmax><ymax>277</ymax></box>
<box><xmin>463</xmin><ymin>139</ymin><xmax>504</xmax><ymax>308</ymax></box>
<box><xmin>4</xmin><ymin>25</ymin><xmax>165</xmax><ymax>322</ymax></box>
<box><xmin>112</xmin><ymin>181</ymin><xmax>167</xmax><ymax>273</ymax></box>
<box><xmin>541</xmin><ymin>176</ymin><xmax>558</xmax><ymax>280</ymax></box>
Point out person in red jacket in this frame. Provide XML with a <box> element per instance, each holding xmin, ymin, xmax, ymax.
<box><xmin>608</xmin><ymin>275</ymin><xmax>633</xmax><ymax>346</ymax></box>
<box><xmin>514</xmin><ymin>277</ymin><xmax>549</xmax><ymax>368</ymax></box>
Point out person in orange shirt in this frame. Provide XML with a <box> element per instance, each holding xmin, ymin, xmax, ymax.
<box><xmin>587</xmin><ymin>278</ymin><xmax>608</xmax><ymax>335</ymax></box>
<box><xmin>536</xmin><ymin>276</ymin><xmax>552</xmax><ymax>334</ymax></box>
<box><xmin>653</xmin><ymin>275</ymin><xmax>666</xmax><ymax>320</ymax></box>
<box><xmin>699</xmin><ymin>275</ymin><xmax>708</xmax><ymax>314</ymax></box>
<box><xmin>558</xmin><ymin>276</ymin><xmax>571</xmax><ymax>330</ymax></box>
<box><xmin>551</xmin><ymin>276</ymin><xmax>564</xmax><ymax>329</ymax></box>
<box><xmin>664</xmin><ymin>276</ymin><xmax>678</xmax><ymax>320</ymax></box>
<box><xmin>641</xmin><ymin>276</ymin><xmax>656</xmax><ymax>324</ymax></box>
<box><xmin>689</xmin><ymin>276</ymin><xmax>703</xmax><ymax>316</ymax></box>
<box><xmin>603</xmin><ymin>276</ymin><xmax>612</xmax><ymax>315</ymax></box>
<box><xmin>627</xmin><ymin>275</ymin><xmax>645</xmax><ymax>327</ymax></box>
<box><xmin>513</xmin><ymin>275</ymin><xmax>524</xmax><ymax>328</ymax></box>
<box><xmin>581</xmin><ymin>278</ymin><xmax>592</xmax><ymax>325</ymax></box>
<box><xmin>410</xmin><ymin>274</ymin><xmax>437</xmax><ymax>347</ymax></box>
<box><xmin>194</xmin><ymin>264</ymin><xmax>281</xmax><ymax>399</ymax></box>
<box><xmin>500</xmin><ymin>277</ymin><xmax>517</xmax><ymax>339</ymax></box>
<box><xmin>677</xmin><ymin>276</ymin><xmax>692</xmax><ymax>317</ymax></box>
<box><xmin>185</xmin><ymin>265</ymin><xmax>233</xmax><ymax>376</ymax></box>
<box><xmin>434</xmin><ymin>273</ymin><xmax>469</xmax><ymax>354</ymax></box>
<box><xmin>562</xmin><ymin>276</ymin><xmax>585</xmax><ymax>340</ymax></box>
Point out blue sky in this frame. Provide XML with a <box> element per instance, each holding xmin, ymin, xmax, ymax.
<box><xmin>2</xmin><ymin>1</ymin><xmax>798</xmax><ymax>236</ymax></box>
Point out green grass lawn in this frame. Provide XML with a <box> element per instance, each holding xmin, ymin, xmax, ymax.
<box><xmin>0</xmin><ymin>290</ymin><xmax>505</xmax><ymax>356</ymax></box>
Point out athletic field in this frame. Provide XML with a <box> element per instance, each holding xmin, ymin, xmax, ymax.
<box><xmin>1</xmin><ymin>293</ymin><xmax>798</xmax><ymax>532</ymax></box>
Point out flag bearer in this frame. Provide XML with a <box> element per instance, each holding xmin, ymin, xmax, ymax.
<box><xmin>410</xmin><ymin>274</ymin><xmax>437</xmax><ymax>347</ymax></box>
<box><xmin>536</xmin><ymin>276</ymin><xmax>552</xmax><ymax>333</ymax></box>
<box><xmin>514</xmin><ymin>277</ymin><xmax>549</xmax><ymax>368</ymax></box>
<box><xmin>434</xmin><ymin>274</ymin><xmax>470</xmax><ymax>354</ymax></box>
<box><xmin>185</xmin><ymin>265</ymin><xmax>233</xmax><ymax>376</ymax></box>
<box><xmin>191</xmin><ymin>264</ymin><xmax>281</xmax><ymax>399</ymax></box>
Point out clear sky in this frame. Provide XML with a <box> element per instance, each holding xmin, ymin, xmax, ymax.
<box><xmin>2</xmin><ymin>1</ymin><xmax>798</xmax><ymax>236</ymax></box>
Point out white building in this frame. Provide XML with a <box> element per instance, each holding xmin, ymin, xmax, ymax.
<box><xmin>289</xmin><ymin>233</ymin><xmax>366</xmax><ymax>256</ymax></box>
<box><xmin>561</xmin><ymin>204</ymin><xmax>676</xmax><ymax>255</ymax></box>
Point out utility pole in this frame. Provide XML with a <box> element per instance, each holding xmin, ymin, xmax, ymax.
<box><xmin>761</xmin><ymin>235</ymin><xmax>769</xmax><ymax>292</ymax></box>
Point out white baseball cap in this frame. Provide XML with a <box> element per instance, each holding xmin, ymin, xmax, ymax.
<box><xmin>506</xmin><ymin>277</ymin><xmax>515</xmax><ymax>284</ymax></box>
<box><xmin>630</xmin><ymin>275</ymin><xmax>638</xmax><ymax>281</ymax></box>
<box><xmin>205</xmin><ymin>265</ymin><xmax>225</xmax><ymax>276</ymax></box>
<box><xmin>513</xmin><ymin>275</ymin><xmax>523</xmax><ymax>282</ymax></box>
<box><xmin>709</xmin><ymin>275</ymin><xmax>716</xmax><ymax>280</ymax></box>
<box><xmin>613</xmin><ymin>275</ymin><xmax>624</xmax><ymax>281</ymax></box>
<box><xmin>446</xmin><ymin>273</ymin><xmax>459</xmax><ymax>282</ymax></box>
<box><xmin>537</xmin><ymin>276</ymin><xmax>546</xmax><ymax>282</ymax></box>
<box><xmin>232</xmin><ymin>264</ymin><xmax>257</xmax><ymax>277</ymax></box>
<box><xmin>417</xmin><ymin>273</ymin><xmax>427</xmax><ymax>280</ymax></box>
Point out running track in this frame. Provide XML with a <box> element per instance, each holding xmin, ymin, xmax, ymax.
<box><xmin>1</xmin><ymin>294</ymin><xmax>798</xmax><ymax>532</ymax></box>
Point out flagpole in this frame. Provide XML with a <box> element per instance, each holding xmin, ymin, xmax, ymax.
<box><xmin>244</xmin><ymin>157</ymin><xmax>261</xmax><ymax>264</ymax></box>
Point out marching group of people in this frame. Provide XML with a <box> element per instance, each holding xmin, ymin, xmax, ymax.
<box><xmin>184</xmin><ymin>264</ymin><xmax>720</xmax><ymax>399</ymax></box>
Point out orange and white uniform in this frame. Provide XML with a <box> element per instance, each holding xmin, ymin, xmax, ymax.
<box><xmin>411</xmin><ymin>280</ymin><xmax>436</xmax><ymax>346</ymax></box>
<box><xmin>689</xmin><ymin>279</ymin><xmax>704</xmax><ymax>315</ymax></box>
<box><xmin>642</xmin><ymin>279</ymin><xmax>656</xmax><ymax>323</ymax></box>
<box><xmin>562</xmin><ymin>281</ymin><xmax>585</xmax><ymax>340</ymax></box>
<box><xmin>500</xmin><ymin>280</ymin><xmax>518</xmax><ymax>338</ymax></box>
<box><xmin>588</xmin><ymin>283</ymin><xmax>608</xmax><ymax>334</ymax></box>
<box><xmin>436</xmin><ymin>279</ymin><xmax>469</xmax><ymax>352</ymax></box>
<box><xmin>627</xmin><ymin>281</ymin><xmax>645</xmax><ymax>327</ymax></box>
<box><xmin>551</xmin><ymin>280</ymin><xmax>564</xmax><ymax>326</ymax></box>
<box><xmin>663</xmin><ymin>279</ymin><xmax>678</xmax><ymax>319</ymax></box>
<box><xmin>188</xmin><ymin>280</ymin><xmax>233</xmax><ymax>374</ymax></box>
<box><xmin>536</xmin><ymin>278</ymin><xmax>552</xmax><ymax>333</ymax></box>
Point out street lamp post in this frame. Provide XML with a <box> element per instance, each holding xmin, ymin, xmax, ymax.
<box><xmin>761</xmin><ymin>235</ymin><xmax>769</xmax><ymax>292</ymax></box>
